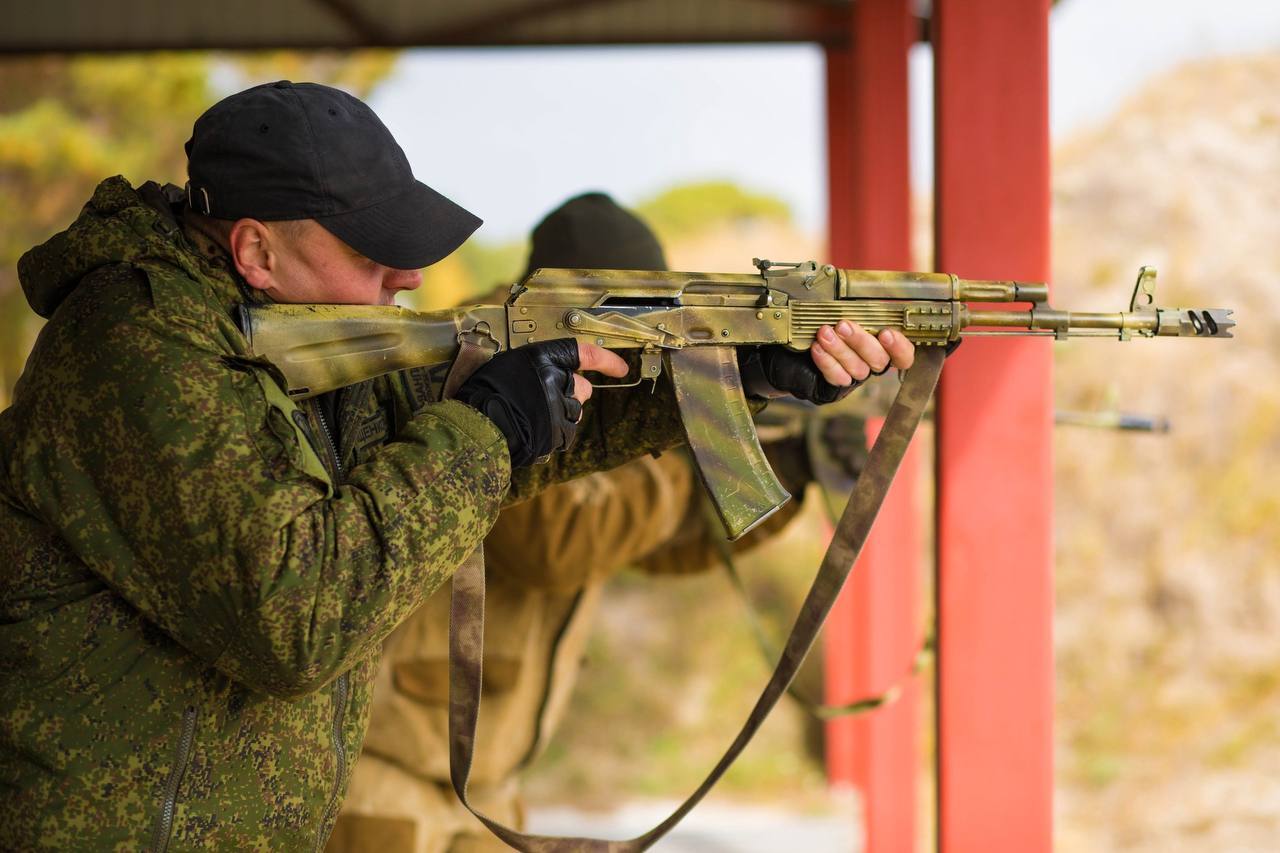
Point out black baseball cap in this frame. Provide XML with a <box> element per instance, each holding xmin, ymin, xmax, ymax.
<box><xmin>523</xmin><ymin>192</ymin><xmax>667</xmax><ymax>279</ymax></box>
<box><xmin>185</xmin><ymin>80</ymin><xmax>481</xmax><ymax>270</ymax></box>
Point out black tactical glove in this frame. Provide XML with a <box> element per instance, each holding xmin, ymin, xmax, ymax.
<box><xmin>455</xmin><ymin>339</ymin><xmax>583</xmax><ymax>468</ymax></box>
<box><xmin>738</xmin><ymin>345</ymin><xmax>858</xmax><ymax>405</ymax></box>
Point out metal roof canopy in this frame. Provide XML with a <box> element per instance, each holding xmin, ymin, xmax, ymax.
<box><xmin>0</xmin><ymin>0</ymin><xmax>936</xmax><ymax>53</ymax></box>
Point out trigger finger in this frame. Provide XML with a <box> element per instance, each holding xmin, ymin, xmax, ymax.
<box><xmin>577</xmin><ymin>342</ymin><xmax>629</xmax><ymax>378</ymax></box>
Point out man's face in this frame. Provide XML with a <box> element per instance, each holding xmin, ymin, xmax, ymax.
<box><xmin>263</xmin><ymin>220</ymin><xmax>422</xmax><ymax>306</ymax></box>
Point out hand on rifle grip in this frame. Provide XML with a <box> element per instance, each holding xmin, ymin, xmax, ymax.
<box><xmin>741</xmin><ymin>322</ymin><xmax>916</xmax><ymax>404</ymax></box>
<box><xmin>455</xmin><ymin>340</ymin><xmax>626</xmax><ymax>468</ymax></box>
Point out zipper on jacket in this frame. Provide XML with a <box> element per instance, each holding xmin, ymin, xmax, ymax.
<box><xmin>150</xmin><ymin>705</ymin><xmax>198</xmax><ymax>853</ymax></box>
<box><xmin>312</xmin><ymin>401</ymin><xmax>344</xmax><ymax>481</ymax></box>
<box><xmin>293</xmin><ymin>398</ymin><xmax>344</xmax><ymax>481</ymax></box>
<box><xmin>314</xmin><ymin>672</ymin><xmax>350</xmax><ymax>852</ymax></box>
<box><xmin>304</xmin><ymin>392</ymin><xmax>348</xmax><ymax>851</ymax></box>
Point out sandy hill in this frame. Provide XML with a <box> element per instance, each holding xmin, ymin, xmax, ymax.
<box><xmin>1051</xmin><ymin>52</ymin><xmax>1280</xmax><ymax>852</ymax></box>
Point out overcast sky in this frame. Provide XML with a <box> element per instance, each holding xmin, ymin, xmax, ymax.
<box><xmin>371</xmin><ymin>0</ymin><xmax>1280</xmax><ymax>242</ymax></box>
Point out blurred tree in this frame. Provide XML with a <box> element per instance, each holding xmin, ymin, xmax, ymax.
<box><xmin>634</xmin><ymin>180</ymin><xmax>791</xmax><ymax>244</ymax></box>
<box><xmin>413</xmin><ymin>180</ymin><xmax>795</xmax><ymax>312</ymax></box>
<box><xmin>0</xmin><ymin>54</ymin><xmax>212</xmax><ymax>400</ymax></box>
<box><xmin>232</xmin><ymin>50</ymin><xmax>397</xmax><ymax>101</ymax></box>
<box><xmin>0</xmin><ymin>51</ymin><xmax>397</xmax><ymax>405</ymax></box>
<box><xmin>413</xmin><ymin>238</ymin><xmax>529</xmax><ymax>311</ymax></box>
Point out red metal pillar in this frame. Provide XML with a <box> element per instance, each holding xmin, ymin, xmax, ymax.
<box><xmin>822</xmin><ymin>2</ymin><xmax>919</xmax><ymax>851</ymax></box>
<box><xmin>824</xmin><ymin>0</ymin><xmax>913</xmax><ymax>270</ymax></box>
<box><xmin>933</xmin><ymin>1</ymin><xmax>1054</xmax><ymax>851</ymax></box>
<box><xmin>825</xmin><ymin>418</ymin><xmax>923</xmax><ymax>850</ymax></box>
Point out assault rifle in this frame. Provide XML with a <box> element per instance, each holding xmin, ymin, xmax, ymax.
<box><xmin>240</xmin><ymin>261</ymin><xmax>1231</xmax><ymax>539</ymax></box>
<box><xmin>242</xmin><ymin>259</ymin><xmax>1231</xmax><ymax>852</ymax></box>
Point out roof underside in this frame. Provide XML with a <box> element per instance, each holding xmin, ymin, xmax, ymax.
<box><xmin>0</xmin><ymin>0</ymin><xmax>892</xmax><ymax>54</ymax></box>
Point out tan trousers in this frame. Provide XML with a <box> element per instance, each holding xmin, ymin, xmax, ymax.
<box><xmin>326</xmin><ymin>754</ymin><xmax>523</xmax><ymax>853</ymax></box>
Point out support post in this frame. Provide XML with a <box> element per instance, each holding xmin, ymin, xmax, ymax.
<box><xmin>822</xmin><ymin>2</ymin><xmax>919</xmax><ymax>850</ymax></box>
<box><xmin>824</xmin><ymin>418</ymin><xmax>923</xmax><ymax>852</ymax></box>
<box><xmin>933</xmin><ymin>1</ymin><xmax>1054</xmax><ymax>851</ymax></box>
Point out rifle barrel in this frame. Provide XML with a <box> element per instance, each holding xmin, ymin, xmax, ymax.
<box><xmin>965</xmin><ymin>309</ymin><xmax>1157</xmax><ymax>334</ymax></box>
<box><xmin>959</xmin><ymin>307</ymin><xmax>1232</xmax><ymax>338</ymax></box>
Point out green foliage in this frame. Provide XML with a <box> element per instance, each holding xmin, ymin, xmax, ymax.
<box><xmin>0</xmin><ymin>54</ymin><xmax>216</xmax><ymax>400</ymax></box>
<box><xmin>633</xmin><ymin>180</ymin><xmax>792</xmax><ymax>243</ymax></box>
<box><xmin>230</xmin><ymin>51</ymin><xmax>399</xmax><ymax>101</ymax></box>
<box><xmin>0</xmin><ymin>54</ymin><xmax>212</xmax><ymax>234</ymax></box>
<box><xmin>411</xmin><ymin>180</ymin><xmax>794</xmax><ymax>312</ymax></box>
<box><xmin>456</xmin><ymin>238</ymin><xmax>529</xmax><ymax>294</ymax></box>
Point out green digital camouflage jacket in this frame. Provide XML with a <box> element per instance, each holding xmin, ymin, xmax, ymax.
<box><xmin>0</xmin><ymin>177</ymin><xmax>686</xmax><ymax>851</ymax></box>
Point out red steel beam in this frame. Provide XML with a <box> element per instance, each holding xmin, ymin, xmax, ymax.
<box><xmin>824</xmin><ymin>418</ymin><xmax>923</xmax><ymax>852</ymax></box>
<box><xmin>933</xmin><ymin>1</ymin><xmax>1054</xmax><ymax>851</ymax></box>
<box><xmin>822</xmin><ymin>2</ymin><xmax>918</xmax><ymax>851</ymax></box>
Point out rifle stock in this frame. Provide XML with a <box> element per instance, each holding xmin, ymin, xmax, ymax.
<box><xmin>237</xmin><ymin>303</ymin><xmax>506</xmax><ymax>399</ymax></box>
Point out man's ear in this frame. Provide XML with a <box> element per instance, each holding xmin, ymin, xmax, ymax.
<box><xmin>228</xmin><ymin>219</ymin><xmax>275</xmax><ymax>292</ymax></box>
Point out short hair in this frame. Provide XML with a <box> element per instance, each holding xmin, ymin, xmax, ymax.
<box><xmin>185</xmin><ymin>210</ymin><xmax>312</xmax><ymax>251</ymax></box>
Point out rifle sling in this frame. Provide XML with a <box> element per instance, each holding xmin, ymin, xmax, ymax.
<box><xmin>712</xmin><ymin>524</ymin><xmax>934</xmax><ymax>721</ymax></box>
<box><xmin>447</xmin><ymin>346</ymin><xmax>946</xmax><ymax>851</ymax></box>
<box><xmin>441</xmin><ymin>332</ymin><xmax>497</xmax><ymax>401</ymax></box>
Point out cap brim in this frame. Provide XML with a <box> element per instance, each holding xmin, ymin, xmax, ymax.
<box><xmin>316</xmin><ymin>181</ymin><xmax>482</xmax><ymax>270</ymax></box>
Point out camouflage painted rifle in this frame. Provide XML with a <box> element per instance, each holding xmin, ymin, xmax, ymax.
<box><xmin>240</xmin><ymin>261</ymin><xmax>1232</xmax><ymax>539</ymax></box>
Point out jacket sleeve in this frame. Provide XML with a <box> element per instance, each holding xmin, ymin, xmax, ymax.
<box><xmin>483</xmin><ymin>449</ymin><xmax>699</xmax><ymax>592</ymax></box>
<box><xmin>9</xmin><ymin>267</ymin><xmax>511</xmax><ymax>698</ymax></box>
<box><xmin>486</xmin><ymin>436</ymin><xmax>809</xmax><ymax>591</ymax></box>
<box><xmin>633</xmin><ymin>482</ymin><xmax>805</xmax><ymax>577</ymax></box>
<box><xmin>632</xmin><ymin>435</ymin><xmax>810</xmax><ymax>577</ymax></box>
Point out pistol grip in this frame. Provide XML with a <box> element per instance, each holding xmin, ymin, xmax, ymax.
<box><xmin>668</xmin><ymin>347</ymin><xmax>791</xmax><ymax>540</ymax></box>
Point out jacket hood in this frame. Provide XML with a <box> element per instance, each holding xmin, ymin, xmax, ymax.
<box><xmin>17</xmin><ymin>176</ymin><xmax>223</xmax><ymax>319</ymax></box>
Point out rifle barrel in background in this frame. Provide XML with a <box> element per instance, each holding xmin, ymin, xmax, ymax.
<box><xmin>1054</xmin><ymin>410</ymin><xmax>1171</xmax><ymax>433</ymax></box>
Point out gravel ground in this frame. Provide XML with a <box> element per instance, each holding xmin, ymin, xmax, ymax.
<box><xmin>528</xmin><ymin>794</ymin><xmax>862</xmax><ymax>853</ymax></box>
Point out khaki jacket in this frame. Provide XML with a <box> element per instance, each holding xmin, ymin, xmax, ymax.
<box><xmin>358</xmin><ymin>449</ymin><xmax>709</xmax><ymax>788</ymax></box>
<box><xmin>333</xmin><ymin>271</ymin><xmax>806</xmax><ymax>853</ymax></box>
